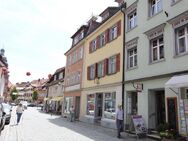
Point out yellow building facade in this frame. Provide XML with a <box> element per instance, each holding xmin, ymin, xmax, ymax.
<box><xmin>80</xmin><ymin>7</ymin><xmax>124</xmax><ymax>129</ymax></box>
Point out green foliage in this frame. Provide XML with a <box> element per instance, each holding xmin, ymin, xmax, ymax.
<box><xmin>32</xmin><ymin>90</ymin><xmax>38</xmax><ymax>101</ymax></box>
<box><xmin>10</xmin><ymin>87</ymin><xmax>18</xmax><ymax>101</ymax></box>
<box><xmin>157</xmin><ymin>123</ymin><xmax>179</xmax><ymax>139</ymax></box>
<box><xmin>157</xmin><ymin>123</ymin><xmax>169</xmax><ymax>132</ymax></box>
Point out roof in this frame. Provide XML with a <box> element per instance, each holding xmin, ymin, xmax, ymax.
<box><xmin>64</xmin><ymin>6</ymin><xmax>120</xmax><ymax>56</ymax></box>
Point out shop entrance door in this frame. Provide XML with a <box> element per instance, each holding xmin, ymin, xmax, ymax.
<box><xmin>156</xmin><ymin>91</ymin><xmax>166</xmax><ymax>126</ymax></box>
<box><xmin>148</xmin><ymin>90</ymin><xmax>165</xmax><ymax>129</ymax></box>
<box><xmin>75</xmin><ymin>96</ymin><xmax>80</xmax><ymax>119</ymax></box>
<box><xmin>95</xmin><ymin>93</ymin><xmax>103</xmax><ymax>121</ymax></box>
<box><xmin>167</xmin><ymin>97</ymin><xmax>178</xmax><ymax>130</ymax></box>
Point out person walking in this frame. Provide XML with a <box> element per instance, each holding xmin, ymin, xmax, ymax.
<box><xmin>69</xmin><ymin>105</ymin><xmax>75</xmax><ymax>122</ymax></box>
<box><xmin>116</xmin><ymin>104</ymin><xmax>123</xmax><ymax>138</ymax></box>
<box><xmin>16</xmin><ymin>103</ymin><xmax>24</xmax><ymax>124</ymax></box>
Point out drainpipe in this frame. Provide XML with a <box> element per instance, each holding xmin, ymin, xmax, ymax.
<box><xmin>120</xmin><ymin>2</ymin><xmax>126</xmax><ymax>125</ymax></box>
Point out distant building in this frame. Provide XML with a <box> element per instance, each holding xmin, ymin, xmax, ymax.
<box><xmin>45</xmin><ymin>67</ymin><xmax>65</xmax><ymax>115</ymax></box>
<box><xmin>0</xmin><ymin>48</ymin><xmax>9</xmax><ymax>103</ymax></box>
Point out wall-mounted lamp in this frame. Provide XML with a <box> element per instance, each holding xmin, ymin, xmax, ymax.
<box><xmin>94</xmin><ymin>77</ymin><xmax>100</xmax><ymax>85</ymax></box>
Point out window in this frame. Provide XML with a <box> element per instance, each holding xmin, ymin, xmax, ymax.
<box><xmin>59</xmin><ymin>72</ymin><xmax>63</xmax><ymax>79</ymax></box>
<box><xmin>97</xmin><ymin>61</ymin><xmax>104</xmax><ymax>78</ymax></box>
<box><xmin>90</xmin><ymin>39</ymin><xmax>97</xmax><ymax>52</ymax></box>
<box><xmin>109</xmin><ymin>25</ymin><xmax>118</xmax><ymax>41</ymax></box>
<box><xmin>127</xmin><ymin>47</ymin><xmax>137</xmax><ymax>69</ymax></box>
<box><xmin>150</xmin><ymin>36</ymin><xmax>164</xmax><ymax>62</ymax></box>
<box><xmin>64</xmin><ymin>97</ymin><xmax>73</xmax><ymax>113</ymax></box>
<box><xmin>67</xmin><ymin>55</ymin><xmax>71</xmax><ymax>66</ymax></box>
<box><xmin>104</xmin><ymin>92</ymin><xmax>116</xmax><ymax>119</ymax></box>
<box><xmin>171</xmin><ymin>0</ymin><xmax>181</xmax><ymax>5</ymax></box>
<box><xmin>175</xmin><ymin>25</ymin><xmax>188</xmax><ymax>55</ymax></box>
<box><xmin>108</xmin><ymin>56</ymin><xmax>116</xmax><ymax>74</ymax></box>
<box><xmin>127</xmin><ymin>10</ymin><xmax>137</xmax><ymax>30</ymax></box>
<box><xmin>87</xmin><ymin>94</ymin><xmax>95</xmax><ymax>116</ymax></box>
<box><xmin>89</xmin><ymin>65</ymin><xmax>95</xmax><ymax>80</ymax></box>
<box><xmin>78</xmin><ymin>47</ymin><xmax>83</xmax><ymax>60</ymax></box>
<box><xmin>149</xmin><ymin>0</ymin><xmax>162</xmax><ymax>16</ymax></box>
<box><xmin>99</xmin><ymin>33</ymin><xmax>105</xmax><ymax>47</ymax></box>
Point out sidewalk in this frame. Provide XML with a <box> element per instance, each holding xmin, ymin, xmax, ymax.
<box><xmin>57</xmin><ymin>116</ymin><xmax>156</xmax><ymax>141</ymax></box>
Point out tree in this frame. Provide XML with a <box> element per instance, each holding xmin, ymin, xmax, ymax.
<box><xmin>32</xmin><ymin>90</ymin><xmax>38</xmax><ymax>101</ymax></box>
<box><xmin>10</xmin><ymin>87</ymin><xmax>18</xmax><ymax>101</ymax></box>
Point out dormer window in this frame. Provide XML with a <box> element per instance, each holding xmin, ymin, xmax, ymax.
<box><xmin>73</xmin><ymin>31</ymin><xmax>84</xmax><ymax>45</ymax></box>
<box><xmin>102</xmin><ymin>12</ymin><xmax>109</xmax><ymax>21</ymax></box>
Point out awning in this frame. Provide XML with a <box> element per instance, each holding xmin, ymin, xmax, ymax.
<box><xmin>165</xmin><ymin>75</ymin><xmax>188</xmax><ymax>88</ymax></box>
<box><xmin>51</xmin><ymin>96</ymin><xmax>63</xmax><ymax>102</ymax></box>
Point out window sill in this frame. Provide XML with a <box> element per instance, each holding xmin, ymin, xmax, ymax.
<box><xmin>126</xmin><ymin>66</ymin><xmax>138</xmax><ymax>71</ymax></box>
<box><xmin>147</xmin><ymin>10</ymin><xmax>163</xmax><ymax>21</ymax></box>
<box><xmin>171</xmin><ymin>0</ymin><xmax>182</xmax><ymax>6</ymax></box>
<box><xmin>173</xmin><ymin>52</ymin><xmax>188</xmax><ymax>58</ymax></box>
<box><xmin>126</xmin><ymin>25</ymin><xmax>138</xmax><ymax>33</ymax></box>
<box><xmin>107</xmin><ymin>71</ymin><xmax>117</xmax><ymax>76</ymax></box>
<box><xmin>149</xmin><ymin>58</ymin><xmax>165</xmax><ymax>65</ymax></box>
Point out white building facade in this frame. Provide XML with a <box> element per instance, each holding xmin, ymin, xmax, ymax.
<box><xmin>123</xmin><ymin>0</ymin><xmax>188</xmax><ymax>135</ymax></box>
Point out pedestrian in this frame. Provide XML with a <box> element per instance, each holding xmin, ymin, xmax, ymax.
<box><xmin>116</xmin><ymin>104</ymin><xmax>123</xmax><ymax>138</ymax></box>
<box><xmin>16</xmin><ymin>103</ymin><xmax>24</xmax><ymax>124</ymax></box>
<box><xmin>69</xmin><ymin>105</ymin><xmax>75</xmax><ymax>122</ymax></box>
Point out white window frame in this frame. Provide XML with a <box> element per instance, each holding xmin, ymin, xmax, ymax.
<box><xmin>150</xmin><ymin>0</ymin><xmax>162</xmax><ymax>16</ymax></box>
<box><xmin>108</xmin><ymin>56</ymin><xmax>116</xmax><ymax>74</ymax></box>
<box><xmin>127</xmin><ymin>47</ymin><xmax>137</xmax><ymax>69</ymax></box>
<box><xmin>104</xmin><ymin>92</ymin><xmax>116</xmax><ymax>120</ymax></box>
<box><xmin>91</xmin><ymin>39</ymin><xmax>97</xmax><ymax>52</ymax></box>
<box><xmin>99</xmin><ymin>33</ymin><xmax>105</xmax><ymax>47</ymax></box>
<box><xmin>109</xmin><ymin>25</ymin><xmax>117</xmax><ymax>41</ymax></box>
<box><xmin>175</xmin><ymin>25</ymin><xmax>188</xmax><ymax>55</ymax></box>
<box><xmin>150</xmin><ymin>36</ymin><xmax>164</xmax><ymax>62</ymax></box>
<box><xmin>127</xmin><ymin>10</ymin><xmax>137</xmax><ymax>30</ymax></box>
<box><xmin>97</xmin><ymin>61</ymin><xmax>104</xmax><ymax>77</ymax></box>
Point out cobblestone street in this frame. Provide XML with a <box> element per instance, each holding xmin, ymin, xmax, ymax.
<box><xmin>0</xmin><ymin>107</ymin><xmax>155</xmax><ymax>141</ymax></box>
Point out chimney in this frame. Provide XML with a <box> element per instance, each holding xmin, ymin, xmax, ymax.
<box><xmin>115</xmin><ymin>0</ymin><xmax>125</xmax><ymax>6</ymax></box>
<box><xmin>87</xmin><ymin>16</ymin><xmax>100</xmax><ymax>34</ymax></box>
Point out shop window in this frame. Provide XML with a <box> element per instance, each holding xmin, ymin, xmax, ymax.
<box><xmin>104</xmin><ymin>92</ymin><xmax>116</xmax><ymax>119</ymax></box>
<box><xmin>64</xmin><ymin>97</ymin><xmax>73</xmax><ymax>113</ymax></box>
<box><xmin>87</xmin><ymin>94</ymin><xmax>95</xmax><ymax>116</ymax></box>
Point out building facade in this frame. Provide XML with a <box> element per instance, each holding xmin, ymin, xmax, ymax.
<box><xmin>63</xmin><ymin>25</ymin><xmax>88</xmax><ymax>119</ymax></box>
<box><xmin>123</xmin><ymin>0</ymin><xmax>188</xmax><ymax>135</ymax></box>
<box><xmin>80</xmin><ymin>7</ymin><xmax>124</xmax><ymax>129</ymax></box>
<box><xmin>45</xmin><ymin>67</ymin><xmax>65</xmax><ymax>114</ymax></box>
<box><xmin>0</xmin><ymin>49</ymin><xmax>8</xmax><ymax>103</ymax></box>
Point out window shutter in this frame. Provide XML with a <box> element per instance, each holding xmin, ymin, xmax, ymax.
<box><xmin>102</xmin><ymin>60</ymin><xmax>105</xmax><ymax>76</ymax></box>
<box><xmin>104</xmin><ymin>58</ymin><xmax>109</xmax><ymax>75</ymax></box>
<box><xmin>95</xmin><ymin>63</ymin><xmax>98</xmax><ymax>78</ymax></box>
<box><xmin>87</xmin><ymin>66</ymin><xmax>90</xmax><ymax>80</ymax></box>
<box><xmin>96</xmin><ymin>36</ymin><xmax>100</xmax><ymax>49</ymax></box>
<box><xmin>89</xmin><ymin>42</ymin><xmax>92</xmax><ymax>53</ymax></box>
<box><xmin>116</xmin><ymin>53</ymin><xmax>120</xmax><ymax>72</ymax></box>
<box><xmin>117</xmin><ymin>20</ymin><xmax>121</xmax><ymax>36</ymax></box>
<box><xmin>105</xmin><ymin>29</ymin><xmax>109</xmax><ymax>44</ymax></box>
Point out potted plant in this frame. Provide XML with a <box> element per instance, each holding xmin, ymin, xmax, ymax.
<box><xmin>157</xmin><ymin>123</ymin><xmax>185</xmax><ymax>141</ymax></box>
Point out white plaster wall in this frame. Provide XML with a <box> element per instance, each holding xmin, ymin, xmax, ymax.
<box><xmin>124</xmin><ymin>77</ymin><xmax>171</xmax><ymax>127</ymax></box>
<box><xmin>124</xmin><ymin>0</ymin><xmax>188</xmax><ymax>81</ymax></box>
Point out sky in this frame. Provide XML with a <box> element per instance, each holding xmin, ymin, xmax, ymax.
<box><xmin>0</xmin><ymin>0</ymin><xmax>118</xmax><ymax>84</ymax></box>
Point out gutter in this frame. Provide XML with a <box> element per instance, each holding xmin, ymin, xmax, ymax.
<box><xmin>120</xmin><ymin>2</ymin><xmax>126</xmax><ymax>123</ymax></box>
